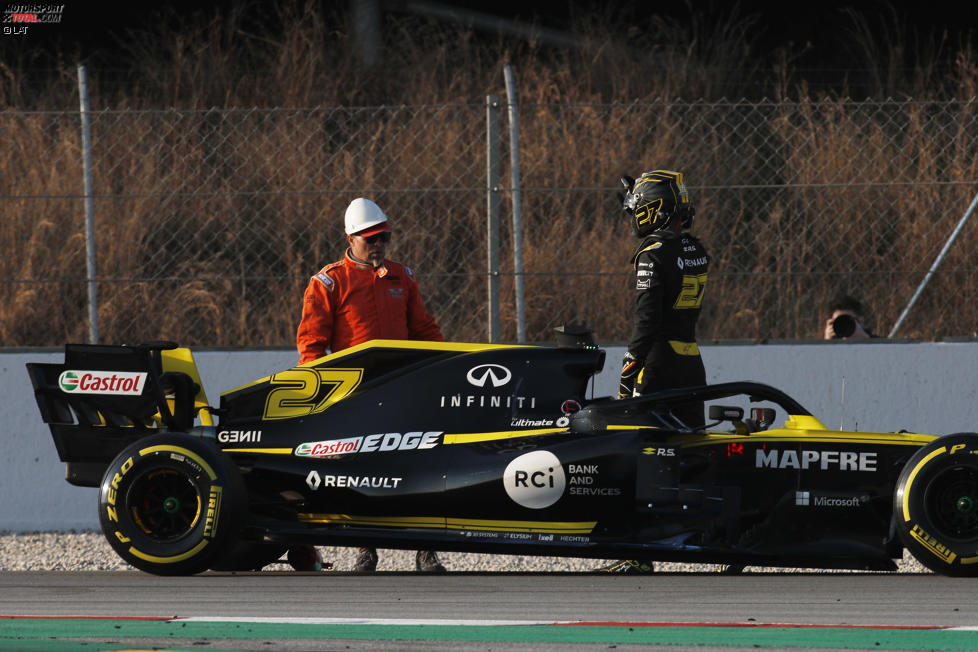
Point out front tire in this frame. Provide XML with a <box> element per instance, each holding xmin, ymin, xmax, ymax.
<box><xmin>894</xmin><ymin>433</ymin><xmax>978</xmax><ymax>577</ymax></box>
<box><xmin>98</xmin><ymin>433</ymin><xmax>244</xmax><ymax>576</ymax></box>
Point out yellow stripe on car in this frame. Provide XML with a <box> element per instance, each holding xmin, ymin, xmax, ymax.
<box><xmin>446</xmin><ymin>518</ymin><xmax>595</xmax><ymax>533</ymax></box>
<box><xmin>223</xmin><ymin>421</ymin><xmax>934</xmax><ymax>455</ymax></box>
<box><xmin>299</xmin><ymin>514</ymin><xmax>446</xmax><ymax>527</ymax></box>
<box><xmin>297</xmin><ymin>513</ymin><xmax>595</xmax><ymax>533</ymax></box>
<box><xmin>223</xmin><ymin>340</ymin><xmax>533</xmax><ymax>394</ymax></box>
<box><xmin>443</xmin><ymin>429</ymin><xmax>565</xmax><ymax>444</ymax></box>
<box><xmin>223</xmin><ymin>448</ymin><xmax>294</xmax><ymax>454</ymax></box>
<box><xmin>160</xmin><ymin>347</ymin><xmax>213</xmax><ymax>426</ymax></box>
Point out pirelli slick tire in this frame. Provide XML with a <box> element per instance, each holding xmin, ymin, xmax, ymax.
<box><xmin>894</xmin><ymin>433</ymin><xmax>978</xmax><ymax>577</ymax></box>
<box><xmin>98</xmin><ymin>433</ymin><xmax>245</xmax><ymax>576</ymax></box>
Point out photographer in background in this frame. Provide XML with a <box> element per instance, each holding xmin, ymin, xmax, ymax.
<box><xmin>823</xmin><ymin>294</ymin><xmax>875</xmax><ymax>340</ymax></box>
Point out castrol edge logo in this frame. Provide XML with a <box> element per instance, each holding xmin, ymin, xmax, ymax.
<box><xmin>295</xmin><ymin>431</ymin><xmax>442</xmax><ymax>458</ymax></box>
<box><xmin>58</xmin><ymin>370</ymin><xmax>147</xmax><ymax>396</ymax></box>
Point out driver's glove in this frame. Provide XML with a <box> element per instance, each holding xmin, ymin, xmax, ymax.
<box><xmin>619</xmin><ymin>352</ymin><xmax>639</xmax><ymax>399</ymax></box>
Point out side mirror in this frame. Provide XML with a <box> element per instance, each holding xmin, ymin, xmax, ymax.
<box><xmin>708</xmin><ymin>405</ymin><xmax>743</xmax><ymax>421</ymax></box>
<box><xmin>707</xmin><ymin>405</ymin><xmax>775</xmax><ymax>434</ymax></box>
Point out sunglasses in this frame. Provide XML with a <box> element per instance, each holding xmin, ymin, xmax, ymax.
<box><xmin>360</xmin><ymin>232</ymin><xmax>391</xmax><ymax>244</ymax></box>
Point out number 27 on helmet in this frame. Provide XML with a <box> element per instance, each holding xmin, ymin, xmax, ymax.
<box><xmin>619</xmin><ymin>169</ymin><xmax>695</xmax><ymax>237</ymax></box>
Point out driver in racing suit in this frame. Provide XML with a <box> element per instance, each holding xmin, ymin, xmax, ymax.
<box><xmin>598</xmin><ymin>169</ymin><xmax>710</xmax><ymax>574</ymax></box>
<box><xmin>291</xmin><ymin>198</ymin><xmax>447</xmax><ymax>574</ymax></box>
<box><xmin>619</xmin><ymin>170</ymin><xmax>709</xmax><ymax>427</ymax></box>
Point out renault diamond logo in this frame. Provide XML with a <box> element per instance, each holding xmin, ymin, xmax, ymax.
<box><xmin>466</xmin><ymin>364</ymin><xmax>512</xmax><ymax>388</ymax></box>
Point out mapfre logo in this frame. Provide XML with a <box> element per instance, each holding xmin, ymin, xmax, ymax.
<box><xmin>58</xmin><ymin>370</ymin><xmax>147</xmax><ymax>396</ymax></box>
<box><xmin>466</xmin><ymin>364</ymin><xmax>511</xmax><ymax>388</ymax></box>
<box><xmin>503</xmin><ymin>450</ymin><xmax>565</xmax><ymax>509</ymax></box>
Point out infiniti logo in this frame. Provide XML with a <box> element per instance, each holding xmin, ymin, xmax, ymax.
<box><xmin>466</xmin><ymin>364</ymin><xmax>512</xmax><ymax>388</ymax></box>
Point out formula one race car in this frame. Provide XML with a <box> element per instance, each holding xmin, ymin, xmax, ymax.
<box><xmin>26</xmin><ymin>330</ymin><xmax>978</xmax><ymax>576</ymax></box>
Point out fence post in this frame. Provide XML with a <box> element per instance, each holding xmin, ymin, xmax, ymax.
<box><xmin>503</xmin><ymin>64</ymin><xmax>526</xmax><ymax>343</ymax></box>
<box><xmin>77</xmin><ymin>64</ymin><xmax>98</xmax><ymax>344</ymax></box>
<box><xmin>486</xmin><ymin>95</ymin><xmax>501</xmax><ymax>342</ymax></box>
<box><xmin>889</xmin><ymin>189</ymin><xmax>978</xmax><ymax>338</ymax></box>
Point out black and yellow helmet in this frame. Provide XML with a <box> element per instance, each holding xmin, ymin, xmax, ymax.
<box><xmin>621</xmin><ymin>169</ymin><xmax>694</xmax><ymax>237</ymax></box>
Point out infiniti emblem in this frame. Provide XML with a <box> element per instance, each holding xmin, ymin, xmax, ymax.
<box><xmin>466</xmin><ymin>364</ymin><xmax>512</xmax><ymax>388</ymax></box>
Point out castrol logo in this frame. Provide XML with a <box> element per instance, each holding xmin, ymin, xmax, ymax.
<box><xmin>58</xmin><ymin>370</ymin><xmax>147</xmax><ymax>396</ymax></box>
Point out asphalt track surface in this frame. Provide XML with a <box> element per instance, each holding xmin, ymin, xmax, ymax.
<box><xmin>3</xmin><ymin>571</ymin><xmax>978</xmax><ymax>651</ymax></box>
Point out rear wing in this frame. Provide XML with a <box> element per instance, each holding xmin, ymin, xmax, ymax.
<box><xmin>26</xmin><ymin>341</ymin><xmax>211</xmax><ymax>486</ymax></box>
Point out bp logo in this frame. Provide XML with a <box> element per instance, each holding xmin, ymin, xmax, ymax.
<box><xmin>59</xmin><ymin>371</ymin><xmax>79</xmax><ymax>392</ymax></box>
<box><xmin>503</xmin><ymin>450</ymin><xmax>566</xmax><ymax>509</ymax></box>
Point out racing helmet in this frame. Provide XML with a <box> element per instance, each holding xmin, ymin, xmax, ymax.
<box><xmin>621</xmin><ymin>170</ymin><xmax>693</xmax><ymax>237</ymax></box>
<box><xmin>344</xmin><ymin>198</ymin><xmax>390</xmax><ymax>236</ymax></box>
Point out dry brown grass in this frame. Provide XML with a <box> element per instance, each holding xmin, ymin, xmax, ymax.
<box><xmin>2</xmin><ymin>2</ymin><xmax>976</xmax><ymax>346</ymax></box>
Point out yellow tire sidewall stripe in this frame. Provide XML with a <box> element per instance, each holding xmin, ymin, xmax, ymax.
<box><xmin>138</xmin><ymin>444</ymin><xmax>218</xmax><ymax>481</ymax></box>
<box><xmin>902</xmin><ymin>447</ymin><xmax>947</xmax><ymax>522</ymax></box>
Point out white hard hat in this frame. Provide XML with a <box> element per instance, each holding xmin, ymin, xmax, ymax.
<box><xmin>344</xmin><ymin>198</ymin><xmax>391</xmax><ymax>236</ymax></box>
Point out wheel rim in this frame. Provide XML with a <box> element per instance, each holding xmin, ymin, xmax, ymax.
<box><xmin>128</xmin><ymin>468</ymin><xmax>202</xmax><ymax>542</ymax></box>
<box><xmin>925</xmin><ymin>465</ymin><xmax>978</xmax><ymax>539</ymax></box>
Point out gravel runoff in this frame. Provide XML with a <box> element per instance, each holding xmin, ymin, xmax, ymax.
<box><xmin>0</xmin><ymin>531</ymin><xmax>930</xmax><ymax>573</ymax></box>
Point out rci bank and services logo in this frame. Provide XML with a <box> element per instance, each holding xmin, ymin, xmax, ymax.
<box><xmin>503</xmin><ymin>450</ymin><xmax>565</xmax><ymax>509</ymax></box>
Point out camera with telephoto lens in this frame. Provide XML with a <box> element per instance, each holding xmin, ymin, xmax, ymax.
<box><xmin>831</xmin><ymin>314</ymin><xmax>856</xmax><ymax>338</ymax></box>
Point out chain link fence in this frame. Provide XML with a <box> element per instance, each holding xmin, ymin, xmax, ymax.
<box><xmin>2</xmin><ymin>97</ymin><xmax>976</xmax><ymax>348</ymax></box>
<box><xmin>515</xmin><ymin>99</ymin><xmax>978</xmax><ymax>342</ymax></box>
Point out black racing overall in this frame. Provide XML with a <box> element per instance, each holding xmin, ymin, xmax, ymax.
<box><xmin>627</xmin><ymin>230</ymin><xmax>710</xmax><ymax>427</ymax></box>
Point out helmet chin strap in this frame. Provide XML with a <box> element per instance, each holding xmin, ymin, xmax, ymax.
<box><xmin>664</xmin><ymin>212</ymin><xmax>681</xmax><ymax>232</ymax></box>
<box><xmin>632</xmin><ymin>207</ymin><xmax>679</xmax><ymax>238</ymax></box>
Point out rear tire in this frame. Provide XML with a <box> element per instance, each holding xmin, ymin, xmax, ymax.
<box><xmin>894</xmin><ymin>433</ymin><xmax>978</xmax><ymax>577</ymax></box>
<box><xmin>98</xmin><ymin>432</ymin><xmax>244</xmax><ymax>576</ymax></box>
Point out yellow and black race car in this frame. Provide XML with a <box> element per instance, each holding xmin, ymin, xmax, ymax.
<box><xmin>26</xmin><ymin>331</ymin><xmax>978</xmax><ymax>576</ymax></box>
